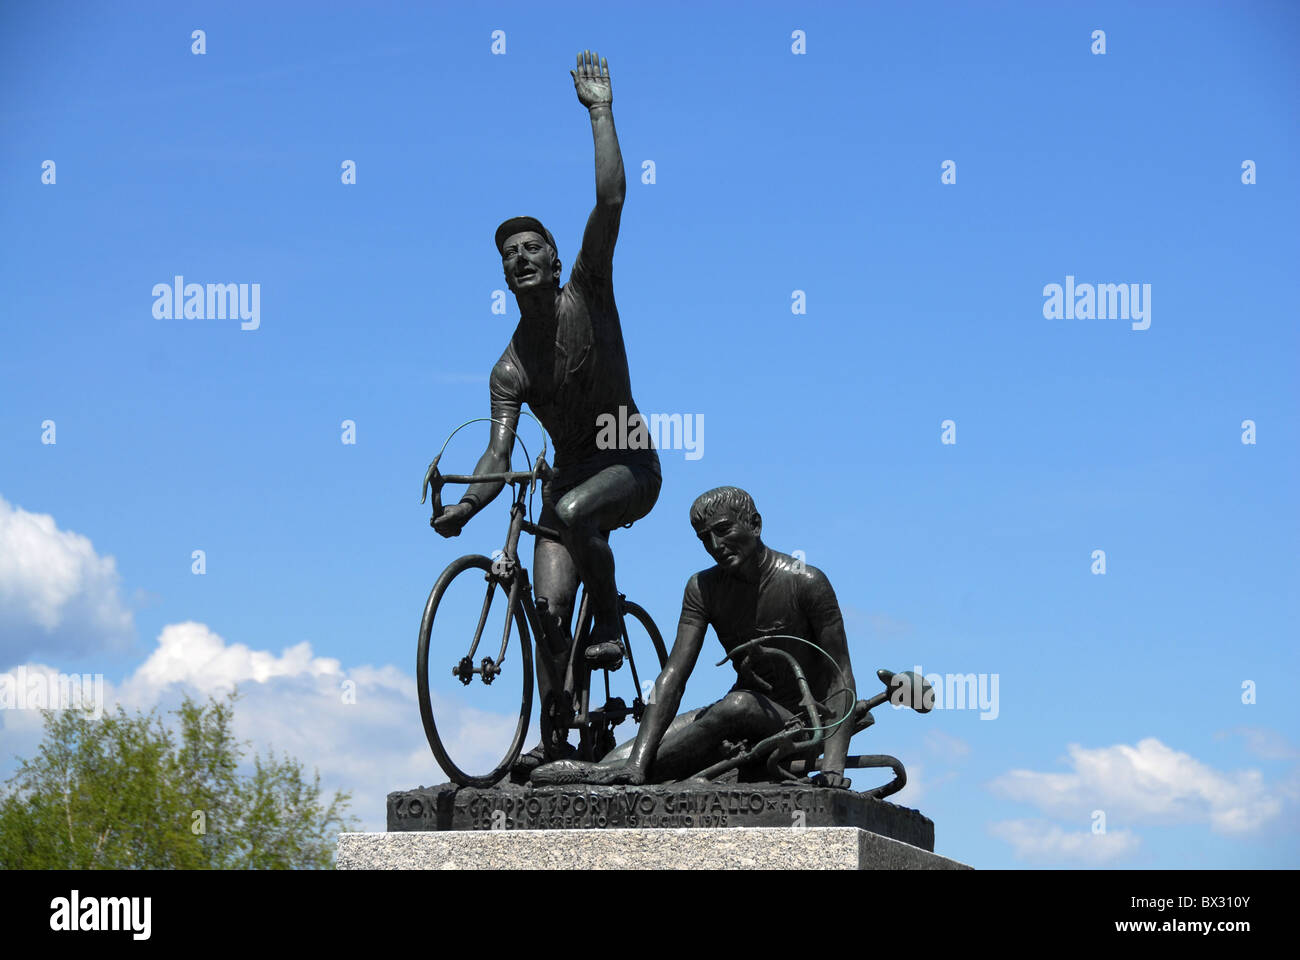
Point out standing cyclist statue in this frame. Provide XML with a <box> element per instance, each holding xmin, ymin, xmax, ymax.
<box><xmin>431</xmin><ymin>51</ymin><xmax>661</xmax><ymax>777</ymax></box>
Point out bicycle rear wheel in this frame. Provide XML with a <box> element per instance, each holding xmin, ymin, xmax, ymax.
<box><xmin>590</xmin><ymin>597</ymin><xmax>668</xmax><ymax>759</ymax></box>
<box><xmin>417</xmin><ymin>554</ymin><xmax>533</xmax><ymax>788</ymax></box>
<box><xmin>622</xmin><ymin>599</ymin><xmax>668</xmax><ymax>687</ymax></box>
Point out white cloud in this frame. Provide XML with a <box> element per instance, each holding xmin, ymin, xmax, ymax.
<box><xmin>0</xmin><ymin>495</ymin><xmax>134</xmax><ymax>665</ymax></box>
<box><xmin>989</xmin><ymin>819</ymin><xmax>1140</xmax><ymax>865</ymax></box>
<box><xmin>0</xmin><ymin>621</ymin><xmax>523</xmax><ymax>831</ymax></box>
<box><xmin>0</xmin><ymin>663</ymin><xmax>106</xmax><ymax>758</ymax></box>
<box><xmin>989</xmin><ymin>738</ymin><xmax>1285</xmax><ymax>835</ymax></box>
<box><xmin>128</xmin><ymin>621</ymin><xmax>341</xmax><ymax>695</ymax></box>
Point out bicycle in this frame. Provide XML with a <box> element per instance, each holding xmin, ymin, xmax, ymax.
<box><xmin>679</xmin><ymin>634</ymin><xmax>934</xmax><ymax>798</ymax></box>
<box><xmin>417</xmin><ymin>417</ymin><xmax>667</xmax><ymax>788</ymax></box>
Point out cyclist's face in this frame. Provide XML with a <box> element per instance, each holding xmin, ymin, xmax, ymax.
<box><xmin>695</xmin><ymin>511</ymin><xmax>761</xmax><ymax>570</ymax></box>
<box><xmin>501</xmin><ymin>232</ymin><xmax>557</xmax><ymax>294</ymax></box>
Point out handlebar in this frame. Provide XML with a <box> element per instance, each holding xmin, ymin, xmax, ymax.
<box><xmin>438</xmin><ymin>468</ymin><xmax>549</xmax><ymax>486</ymax></box>
<box><xmin>421</xmin><ymin>456</ymin><xmax>552</xmax><ymax>529</ymax></box>
<box><xmin>419</xmin><ymin>413</ymin><xmax>551</xmax><ymax>524</ymax></box>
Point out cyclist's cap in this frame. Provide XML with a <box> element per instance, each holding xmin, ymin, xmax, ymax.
<box><xmin>495</xmin><ymin>217</ymin><xmax>558</xmax><ymax>256</ymax></box>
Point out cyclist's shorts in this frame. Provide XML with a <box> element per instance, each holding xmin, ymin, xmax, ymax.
<box><xmin>541</xmin><ymin>454</ymin><xmax>662</xmax><ymax>533</ymax></box>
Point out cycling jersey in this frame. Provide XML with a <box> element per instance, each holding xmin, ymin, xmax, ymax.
<box><xmin>490</xmin><ymin>246</ymin><xmax>659</xmax><ymax>489</ymax></box>
<box><xmin>678</xmin><ymin>548</ymin><xmax>848</xmax><ymax>714</ymax></box>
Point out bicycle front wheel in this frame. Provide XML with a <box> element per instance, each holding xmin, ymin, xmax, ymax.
<box><xmin>417</xmin><ymin>554</ymin><xmax>533</xmax><ymax>788</ymax></box>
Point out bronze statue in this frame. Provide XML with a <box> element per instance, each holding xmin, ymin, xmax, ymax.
<box><xmin>534</xmin><ymin>486</ymin><xmax>862</xmax><ymax>787</ymax></box>
<box><xmin>431</xmin><ymin>52</ymin><xmax>661</xmax><ymax>777</ymax></box>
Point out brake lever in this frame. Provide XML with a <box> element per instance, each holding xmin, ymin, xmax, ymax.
<box><xmin>529</xmin><ymin>453</ymin><xmax>550</xmax><ymax>495</ymax></box>
<box><xmin>421</xmin><ymin>454</ymin><xmax>446</xmax><ymax>527</ymax></box>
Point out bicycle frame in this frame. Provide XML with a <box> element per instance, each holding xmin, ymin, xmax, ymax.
<box><xmin>429</xmin><ymin>457</ymin><xmax>655</xmax><ymax>762</ymax></box>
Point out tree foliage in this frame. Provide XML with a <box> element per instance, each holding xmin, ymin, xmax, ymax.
<box><xmin>0</xmin><ymin>691</ymin><xmax>357</xmax><ymax>869</ymax></box>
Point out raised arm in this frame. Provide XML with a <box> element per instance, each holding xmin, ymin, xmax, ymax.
<box><xmin>571</xmin><ymin>50</ymin><xmax>624</xmax><ymax>271</ymax></box>
<box><xmin>618</xmin><ymin>574</ymin><xmax>710</xmax><ymax>781</ymax></box>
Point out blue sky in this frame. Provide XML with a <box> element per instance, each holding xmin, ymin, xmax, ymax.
<box><xmin>1</xmin><ymin>0</ymin><xmax>1297</xmax><ymax>868</ymax></box>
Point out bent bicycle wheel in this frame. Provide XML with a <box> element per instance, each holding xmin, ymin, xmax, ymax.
<box><xmin>417</xmin><ymin>554</ymin><xmax>533</xmax><ymax>788</ymax></box>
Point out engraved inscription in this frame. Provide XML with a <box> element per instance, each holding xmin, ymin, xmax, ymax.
<box><xmin>394</xmin><ymin>784</ymin><xmax>873</xmax><ymax>834</ymax></box>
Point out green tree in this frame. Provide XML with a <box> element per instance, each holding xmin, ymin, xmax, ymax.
<box><xmin>0</xmin><ymin>690</ymin><xmax>358</xmax><ymax>869</ymax></box>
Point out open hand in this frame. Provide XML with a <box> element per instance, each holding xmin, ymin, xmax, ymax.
<box><xmin>571</xmin><ymin>50</ymin><xmax>612</xmax><ymax>108</ymax></box>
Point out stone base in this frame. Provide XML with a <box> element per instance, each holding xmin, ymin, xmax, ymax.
<box><xmin>337</xmin><ymin>827</ymin><xmax>971</xmax><ymax>870</ymax></box>
<box><xmin>388</xmin><ymin>781</ymin><xmax>936</xmax><ymax>850</ymax></box>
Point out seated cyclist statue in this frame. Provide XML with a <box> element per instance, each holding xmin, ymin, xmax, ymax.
<box><xmin>533</xmin><ymin>486</ymin><xmax>858</xmax><ymax>788</ymax></box>
<box><xmin>431</xmin><ymin>51</ymin><xmax>661</xmax><ymax>777</ymax></box>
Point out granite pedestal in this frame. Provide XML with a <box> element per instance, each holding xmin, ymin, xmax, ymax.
<box><xmin>336</xmin><ymin>781</ymin><xmax>969</xmax><ymax>869</ymax></box>
<box><xmin>337</xmin><ymin>826</ymin><xmax>970</xmax><ymax>869</ymax></box>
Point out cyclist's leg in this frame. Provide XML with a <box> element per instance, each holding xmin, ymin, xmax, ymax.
<box><xmin>554</xmin><ymin>458</ymin><xmax>661</xmax><ymax>660</ymax></box>
<box><xmin>644</xmin><ymin>689</ymin><xmax>792</xmax><ymax>781</ymax></box>
<box><xmin>530</xmin><ymin>498</ymin><xmax>580</xmax><ymax>754</ymax></box>
<box><xmin>597</xmin><ymin>707</ymin><xmax>706</xmax><ymax>765</ymax></box>
<box><xmin>530</xmin><ymin>707</ymin><xmax>708</xmax><ymax>785</ymax></box>
<box><xmin>533</xmin><ymin>504</ymin><xmax>576</xmax><ymax>659</ymax></box>
<box><xmin>534</xmin><ymin>692</ymin><xmax>791</xmax><ymax>785</ymax></box>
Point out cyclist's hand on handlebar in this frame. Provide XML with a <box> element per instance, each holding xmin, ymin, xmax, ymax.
<box><xmin>432</xmin><ymin>501</ymin><xmax>473</xmax><ymax>538</ymax></box>
<box><xmin>812</xmin><ymin>771</ymin><xmax>850</xmax><ymax>790</ymax></box>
